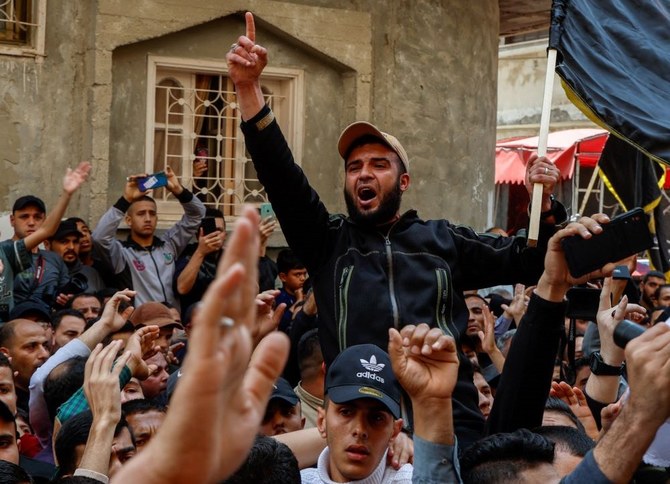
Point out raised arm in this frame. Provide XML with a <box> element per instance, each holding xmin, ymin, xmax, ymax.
<box><xmin>111</xmin><ymin>206</ymin><xmax>290</xmax><ymax>484</ymax></box>
<box><xmin>24</xmin><ymin>162</ymin><xmax>91</xmax><ymax>251</ymax></box>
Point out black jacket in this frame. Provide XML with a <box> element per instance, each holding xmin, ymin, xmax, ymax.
<box><xmin>242</xmin><ymin>105</ymin><xmax>563</xmax><ymax>446</ymax></box>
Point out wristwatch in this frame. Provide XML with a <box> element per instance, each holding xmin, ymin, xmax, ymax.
<box><xmin>589</xmin><ymin>351</ymin><xmax>624</xmax><ymax>376</ymax></box>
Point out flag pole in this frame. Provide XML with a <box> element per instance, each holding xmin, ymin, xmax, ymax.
<box><xmin>528</xmin><ymin>48</ymin><xmax>558</xmax><ymax>247</ymax></box>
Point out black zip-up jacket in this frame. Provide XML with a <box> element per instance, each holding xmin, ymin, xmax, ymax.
<box><xmin>242</xmin><ymin>106</ymin><xmax>564</xmax><ymax>447</ymax></box>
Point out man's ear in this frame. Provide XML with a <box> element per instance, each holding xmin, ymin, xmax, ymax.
<box><xmin>278</xmin><ymin>272</ymin><xmax>287</xmax><ymax>283</ymax></box>
<box><xmin>316</xmin><ymin>406</ymin><xmax>327</xmax><ymax>439</ymax></box>
<box><xmin>124</xmin><ymin>213</ymin><xmax>132</xmax><ymax>227</ymax></box>
<box><xmin>43</xmin><ymin>240</ymin><xmax>51</xmax><ymax>250</ymax></box>
<box><xmin>391</xmin><ymin>418</ymin><xmax>403</xmax><ymax>440</ymax></box>
<box><xmin>399</xmin><ymin>173</ymin><xmax>410</xmax><ymax>192</ymax></box>
<box><xmin>9</xmin><ymin>214</ymin><xmax>15</xmax><ymax>228</ymax></box>
<box><xmin>0</xmin><ymin>348</ymin><xmax>10</xmax><ymax>358</ymax></box>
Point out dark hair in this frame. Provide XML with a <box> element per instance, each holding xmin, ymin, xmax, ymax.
<box><xmin>67</xmin><ymin>292</ymin><xmax>102</xmax><ymax>309</ymax></box>
<box><xmin>460</xmin><ymin>429</ymin><xmax>555</xmax><ymax>484</ymax></box>
<box><xmin>654</xmin><ymin>283</ymin><xmax>670</xmax><ymax>300</ymax></box>
<box><xmin>544</xmin><ymin>396</ymin><xmax>586</xmax><ymax>434</ymax></box>
<box><xmin>0</xmin><ymin>321</ymin><xmax>18</xmax><ymax>348</ymax></box>
<box><xmin>533</xmin><ymin>425</ymin><xmax>595</xmax><ymax>457</ymax></box>
<box><xmin>54</xmin><ymin>477</ymin><xmax>103</xmax><ymax>484</ymax></box>
<box><xmin>297</xmin><ymin>329</ymin><xmax>322</xmax><ymax>377</ymax></box>
<box><xmin>0</xmin><ymin>460</ymin><xmax>32</xmax><ymax>484</ymax></box>
<box><xmin>0</xmin><ymin>352</ymin><xmax>12</xmax><ymax>370</ymax></box>
<box><xmin>122</xmin><ymin>399</ymin><xmax>167</xmax><ymax>417</ymax></box>
<box><xmin>128</xmin><ymin>196</ymin><xmax>156</xmax><ymax>216</ymax></box>
<box><xmin>0</xmin><ymin>400</ymin><xmax>16</xmax><ymax>426</ymax></box>
<box><xmin>643</xmin><ymin>271</ymin><xmax>665</xmax><ymax>283</ymax></box>
<box><xmin>205</xmin><ymin>207</ymin><xmax>224</xmax><ymax>219</ymax></box>
<box><xmin>277</xmin><ymin>249</ymin><xmax>305</xmax><ymax>274</ymax></box>
<box><xmin>51</xmin><ymin>309</ymin><xmax>86</xmax><ymax>331</ymax></box>
<box><xmin>464</xmin><ymin>293</ymin><xmax>489</xmax><ymax>306</ymax></box>
<box><xmin>44</xmin><ymin>357</ymin><xmax>88</xmax><ymax>423</ymax></box>
<box><xmin>223</xmin><ymin>435</ymin><xmax>300</xmax><ymax>484</ymax></box>
<box><xmin>55</xmin><ymin>410</ymin><xmax>131</xmax><ymax>476</ymax></box>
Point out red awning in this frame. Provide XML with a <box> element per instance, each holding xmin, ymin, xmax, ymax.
<box><xmin>495</xmin><ymin>129</ymin><xmax>609</xmax><ymax>184</ymax></box>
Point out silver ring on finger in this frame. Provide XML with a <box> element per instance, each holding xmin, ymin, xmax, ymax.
<box><xmin>544</xmin><ymin>167</ymin><xmax>549</xmax><ymax>175</ymax></box>
<box><xmin>230</xmin><ymin>42</ymin><xmax>238</xmax><ymax>52</ymax></box>
<box><xmin>220</xmin><ymin>316</ymin><xmax>235</xmax><ymax>328</ymax></box>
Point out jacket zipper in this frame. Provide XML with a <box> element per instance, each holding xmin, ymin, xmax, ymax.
<box><xmin>384</xmin><ymin>236</ymin><xmax>401</xmax><ymax>329</ymax></box>
<box><xmin>148</xmin><ymin>248</ymin><xmax>169</xmax><ymax>303</ymax></box>
<box><xmin>337</xmin><ymin>265</ymin><xmax>354</xmax><ymax>351</ymax></box>
<box><xmin>435</xmin><ymin>268</ymin><xmax>455</xmax><ymax>338</ymax></box>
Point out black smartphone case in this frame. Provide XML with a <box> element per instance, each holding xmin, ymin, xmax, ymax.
<box><xmin>560</xmin><ymin>208</ymin><xmax>653</xmax><ymax>278</ymax></box>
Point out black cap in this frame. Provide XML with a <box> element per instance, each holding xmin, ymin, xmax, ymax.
<box><xmin>12</xmin><ymin>195</ymin><xmax>46</xmax><ymax>213</ymax></box>
<box><xmin>51</xmin><ymin>219</ymin><xmax>83</xmax><ymax>241</ymax></box>
<box><xmin>270</xmin><ymin>377</ymin><xmax>299</xmax><ymax>406</ymax></box>
<box><xmin>325</xmin><ymin>344</ymin><xmax>401</xmax><ymax>418</ymax></box>
<box><xmin>9</xmin><ymin>299</ymin><xmax>52</xmax><ymax>322</ymax></box>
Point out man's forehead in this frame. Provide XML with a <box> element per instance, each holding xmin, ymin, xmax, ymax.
<box><xmin>14</xmin><ymin>206</ymin><xmax>44</xmax><ymax>215</ymax></box>
<box><xmin>0</xmin><ymin>367</ymin><xmax>13</xmax><ymax>383</ymax></box>
<box><xmin>73</xmin><ymin>296</ymin><xmax>101</xmax><ymax>307</ymax></box>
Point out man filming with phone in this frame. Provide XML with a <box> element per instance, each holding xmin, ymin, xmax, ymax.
<box><xmin>92</xmin><ymin>166</ymin><xmax>205</xmax><ymax>311</ymax></box>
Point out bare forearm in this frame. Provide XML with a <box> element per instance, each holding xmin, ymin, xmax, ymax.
<box><xmin>487</xmin><ymin>348</ymin><xmax>506</xmax><ymax>374</ymax></box>
<box><xmin>79</xmin><ymin>321</ymin><xmax>113</xmax><ymax>350</ymax></box>
<box><xmin>412</xmin><ymin>398</ymin><xmax>455</xmax><ymax>445</ymax></box>
<box><xmin>585</xmin><ymin>375</ymin><xmax>620</xmax><ymax>405</ymax></box>
<box><xmin>25</xmin><ymin>190</ymin><xmax>72</xmax><ymax>251</ymax></box>
<box><xmin>593</xmin><ymin>406</ymin><xmax>660</xmax><ymax>483</ymax></box>
<box><xmin>235</xmin><ymin>82</ymin><xmax>265</xmax><ymax>121</ymax></box>
<box><xmin>79</xmin><ymin>417</ymin><xmax>116</xmax><ymax>476</ymax></box>
<box><xmin>273</xmin><ymin>427</ymin><xmax>325</xmax><ymax>469</ymax></box>
<box><xmin>176</xmin><ymin>252</ymin><xmax>206</xmax><ymax>295</ymax></box>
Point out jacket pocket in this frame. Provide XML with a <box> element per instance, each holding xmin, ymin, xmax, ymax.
<box><xmin>337</xmin><ymin>265</ymin><xmax>354</xmax><ymax>351</ymax></box>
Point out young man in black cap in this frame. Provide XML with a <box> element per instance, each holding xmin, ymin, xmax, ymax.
<box><xmin>302</xmin><ymin>325</ymin><xmax>462</xmax><ymax>483</ymax></box>
<box><xmin>10</xmin><ymin>162</ymin><xmax>92</xmax><ymax>313</ymax></box>
<box><xmin>260</xmin><ymin>377</ymin><xmax>305</xmax><ymax>437</ymax></box>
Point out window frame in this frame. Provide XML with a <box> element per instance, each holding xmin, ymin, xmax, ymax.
<box><xmin>145</xmin><ymin>55</ymin><xmax>305</xmax><ymax>226</ymax></box>
<box><xmin>0</xmin><ymin>0</ymin><xmax>46</xmax><ymax>57</ymax></box>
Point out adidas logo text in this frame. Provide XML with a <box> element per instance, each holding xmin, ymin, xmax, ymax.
<box><xmin>356</xmin><ymin>371</ymin><xmax>385</xmax><ymax>383</ymax></box>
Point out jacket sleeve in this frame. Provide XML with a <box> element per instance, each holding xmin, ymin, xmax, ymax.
<box><xmin>447</xmin><ymin>216</ymin><xmax>562</xmax><ymax>290</ymax></box>
<box><xmin>486</xmin><ymin>292</ymin><xmax>566</xmax><ymax>434</ymax></box>
<box><xmin>91</xmin><ymin>199</ymin><xmax>131</xmax><ymax>274</ymax></box>
<box><xmin>240</xmin><ymin>105</ymin><xmax>332</xmax><ymax>273</ymax></box>
<box><xmin>161</xmin><ymin>189</ymin><xmax>205</xmax><ymax>256</ymax></box>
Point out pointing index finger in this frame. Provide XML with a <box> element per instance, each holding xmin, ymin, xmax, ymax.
<box><xmin>246</xmin><ymin>12</ymin><xmax>256</xmax><ymax>43</ymax></box>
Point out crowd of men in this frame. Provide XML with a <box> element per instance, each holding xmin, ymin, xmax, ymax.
<box><xmin>0</xmin><ymin>11</ymin><xmax>669</xmax><ymax>484</ymax></box>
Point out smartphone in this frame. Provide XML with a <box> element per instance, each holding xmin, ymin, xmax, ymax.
<box><xmin>260</xmin><ymin>202</ymin><xmax>275</xmax><ymax>220</ymax></box>
<box><xmin>560</xmin><ymin>208</ymin><xmax>653</xmax><ymax>279</ymax></box>
<box><xmin>137</xmin><ymin>172</ymin><xmax>168</xmax><ymax>192</ymax></box>
<box><xmin>200</xmin><ymin>217</ymin><xmax>218</xmax><ymax>235</ymax></box>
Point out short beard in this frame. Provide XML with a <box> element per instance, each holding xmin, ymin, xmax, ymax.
<box><xmin>344</xmin><ymin>178</ymin><xmax>403</xmax><ymax>226</ymax></box>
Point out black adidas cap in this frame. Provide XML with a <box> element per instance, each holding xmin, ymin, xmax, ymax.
<box><xmin>325</xmin><ymin>344</ymin><xmax>401</xmax><ymax>418</ymax></box>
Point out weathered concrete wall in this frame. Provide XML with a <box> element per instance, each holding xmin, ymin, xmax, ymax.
<box><xmin>287</xmin><ymin>0</ymin><xmax>500</xmax><ymax>226</ymax></box>
<box><xmin>0</xmin><ymin>0</ymin><xmax>94</xmax><ymax>219</ymax></box>
<box><xmin>1</xmin><ymin>0</ymin><xmax>501</xmax><ymax>232</ymax></box>
<box><xmin>497</xmin><ymin>39</ymin><xmax>595</xmax><ymax>139</ymax></box>
<box><xmin>109</xmin><ymin>14</ymin><xmax>350</xmax><ymax>213</ymax></box>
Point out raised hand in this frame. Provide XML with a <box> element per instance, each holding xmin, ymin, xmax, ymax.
<box><xmin>501</xmin><ymin>283</ymin><xmax>527</xmax><ymax>325</ymax></box>
<box><xmin>388</xmin><ymin>324</ymin><xmax>459</xmax><ymax>401</ymax></box>
<box><xmin>63</xmin><ymin>161</ymin><xmax>92</xmax><ymax>194</ymax></box>
<box><xmin>226</xmin><ymin>12</ymin><xmax>268</xmax><ymax>86</ymax></box>
<box><xmin>125</xmin><ymin>326</ymin><xmax>160</xmax><ymax>380</ymax></box>
<box><xmin>99</xmin><ymin>289</ymin><xmax>136</xmax><ymax>333</ymax></box>
<box><xmin>165</xmin><ymin>166</ymin><xmax>183</xmax><ymax>196</ymax></box>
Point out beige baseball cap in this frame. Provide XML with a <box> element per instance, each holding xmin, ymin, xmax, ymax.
<box><xmin>337</xmin><ymin>121</ymin><xmax>410</xmax><ymax>173</ymax></box>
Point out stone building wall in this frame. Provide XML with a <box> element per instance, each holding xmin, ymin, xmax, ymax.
<box><xmin>0</xmin><ymin>0</ymin><xmax>500</xmax><ymax>232</ymax></box>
